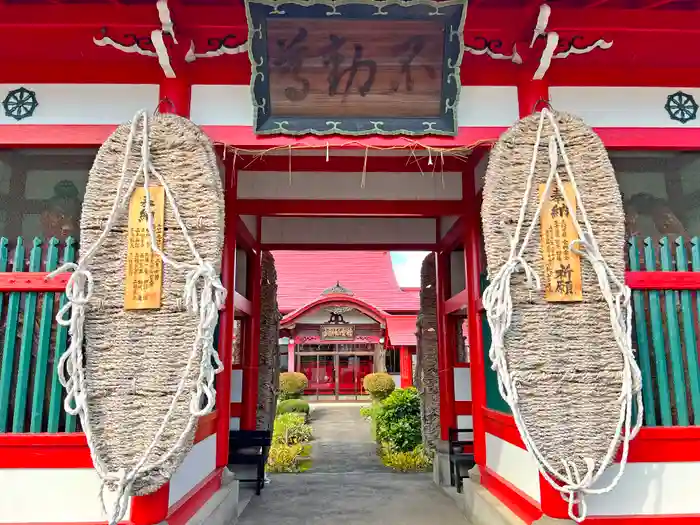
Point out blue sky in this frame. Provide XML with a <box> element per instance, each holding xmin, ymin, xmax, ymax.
<box><xmin>390</xmin><ymin>251</ymin><xmax>429</xmax><ymax>287</ymax></box>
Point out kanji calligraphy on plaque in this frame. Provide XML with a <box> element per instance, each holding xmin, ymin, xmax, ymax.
<box><xmin>124</xmin><ymin>186</ymin><xmax>165</xmax><ymax>310</ymax></box>
<box><xmin>539</xmin><ymin>183</ymin><xmax>583</xmax><ymax>302</ymax></box>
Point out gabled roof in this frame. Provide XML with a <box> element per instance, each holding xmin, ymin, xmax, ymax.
<box><xmin>273</xmin><ymin>251</ymin><xmax>420</xmax><ymax>314</ymax></box>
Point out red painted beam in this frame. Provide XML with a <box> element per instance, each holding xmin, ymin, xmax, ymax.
<box><xmin>237</xmin><ymin>154</ymin><xmax>467</xmax><ymax>173</ymax></box>
<box><xmin>0</xmin><ymin>433</ymin><xmax>92</xmax><ymax>468</ymax></box>
<box><xmin>0</xmin><ymin>4</ymin><xmax>246</xmax><ymax>28</ymax></box>
<box><xmin>0</xmin><ymin>272</ymin><xmax>69</xmax><ymax>292</ymax></box>
<box><xmin>237</xmin><ymin>199</ymin><xmax>463</xmax><ymax>217</ymax></box>
<box><xmin>445</xmin><ymin>289</ymin><xmax>469</xmax><ymax>315</ymax></box>
<box><xmin>234</xmin><ymin>291</ymin><xmax>252</xmax><ymax>316</ymax></box>
<box><xmin>625</xmin><ymin>271</ymin><xmax>700</xmax><ymax>290</ymax></box>
<box><xmin>642</xmin><ymin>0</ymin><xmax>680</xmax><ymax>8</ymax></box>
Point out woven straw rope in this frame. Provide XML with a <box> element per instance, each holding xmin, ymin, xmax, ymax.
<box><xmin>416</xmin><ymin>253</ymin><xmax>440</xmax><ymax>452</ymax></box>
<box><xmin>482</xmin><ymin>111</ymin><xmax>638</xmax><ymax>514</ymax></box>
<box><xmin>78</xmin><ymin>113</ymin><xmax>224</xmax><ymax>496</ymax></box>
<box><xmin>257</xmin><ymin>252</ymin><xmax>281</xmax><ymax>431</ymax></box>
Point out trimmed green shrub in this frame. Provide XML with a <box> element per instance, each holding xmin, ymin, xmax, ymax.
<box><xmin>267</xmin><ymin>443</ymin><xmax>303</xmax><ymax>473</ymax></box>
<box><xmin>279</xmin><ymin>372</ymin><xmax>308</xmax><ymax>401</ymax></box>
<box><xmin>363</xmin><ymin>372</ymin><xmax>396</xmax><ymax>401</ymax></box>
<box><xmin>277</xmin><ymin>399</ymin><xmax>310</xmax><ymax>416</ymax></box>
<box><xmin>273</xmin><ymin>413</ymin><xmax>313</xmax><ymax>445</ymax></box>
<box><xmin>375</xmin><ymin>387</ymin><xmax>422</xmax><ymax>453</ymax></box>
<box><xmin>380</xmin><ymin>443</ymin><xmax>432</xmax><ymax>472</ymax></box>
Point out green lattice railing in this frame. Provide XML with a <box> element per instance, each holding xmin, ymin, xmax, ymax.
<box><xmin>2</xmin><ymin>235</ymin><xmax>699</xmax><ymax>432</ymax></box>
<box><xmin>483</xmin><ymin>236</ymin><xmax>700</xmax><ymax>427</ymax></box>
<box><xmin>0</xmin><ymin>236</ymin><xmax>77</xmax><ymax>433</ymax></box>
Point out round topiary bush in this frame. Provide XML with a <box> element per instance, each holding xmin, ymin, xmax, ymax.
<box><xmin>363</xmin><ymin>372</ymin><xmax>396</xmax><ymax>401</ymax></box>
<box><xmin>277</xmin><ymin>399</ymin><xmax>311</xmax><ymax>416</ymax></box>
<box><xmin>279</xmin><ymin>372</ymin><xmax>308</xmax><ymax>401</ymax></box>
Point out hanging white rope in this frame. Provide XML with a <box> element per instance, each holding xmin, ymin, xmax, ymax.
<box><xmin>48</xmin><ymin>109</ymin><xmax>226</xmax><ymax>525</ymax></box>
<box><xmin>481</xmin><ymin>108</ymin><xmax>643</xmax><ymax>523</ymax></box>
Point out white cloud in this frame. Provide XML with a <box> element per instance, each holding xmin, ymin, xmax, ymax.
<box><xmin>391</xmin><ymin>251</ymin><xmax>430</xmax><ymax>287</ymax></box>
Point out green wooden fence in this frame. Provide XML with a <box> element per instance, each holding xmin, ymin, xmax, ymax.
<box><xmin>629</xmin><ymin>236</ymin><xmax>700</xmax><ymax>427</ymax></box>
<box><xmin>2</xmin><ymin>235</ymin><xmax>699</xmax><ymax>432</ymax></box>
<box><xmin>0</xmin><ymin>236</ymin><xmax>78</xmax><ymax>433</ymax></box>
<box><xmin>482</xmin><ymin>235</ymin><xmax>700</xmax><ymax>428</ymax></box>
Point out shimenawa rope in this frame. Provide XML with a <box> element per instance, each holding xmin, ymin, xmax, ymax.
<box><xmin>482</xmin><ymin>108</ymin><xmax>643</xmax><ymax>522</ymax></box>
<box><xmin>48</xmin><ymin>109</ymin><xmax>226</xmax><ymax>525</ymax></box>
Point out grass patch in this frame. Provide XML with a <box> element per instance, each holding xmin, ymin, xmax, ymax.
<box><xmin>266</xmin><ymin>411</ymin><xmax>314</xmax><ymax>473</ymax></box>
<box><xmin>380</xmin><ymin>443</ymin><xmax>433</xmax><ymax>473</ymax></box>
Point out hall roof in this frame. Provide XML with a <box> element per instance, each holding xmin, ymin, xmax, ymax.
<box><xmin>273</xmin><ymin>251</ymin><xmax>420</xmax><ymax>314</ymax></box>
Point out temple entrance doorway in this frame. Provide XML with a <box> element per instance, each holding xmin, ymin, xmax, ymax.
<box><xmin>297</xmin><ymin>345</ymin><xmax>374</xmax><ymax>400</ymax></box>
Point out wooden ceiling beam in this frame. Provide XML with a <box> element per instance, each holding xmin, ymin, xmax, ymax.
<box><xmin>641</xmin><ymin>0</ymin><xmax>678</xmax><ymax>8</ymax></box>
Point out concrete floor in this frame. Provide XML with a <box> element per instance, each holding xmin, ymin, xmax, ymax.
<box><xmin>235</xmin><ymin>403</ymin><xmax>470</xmax><ymax>525</ymax></box>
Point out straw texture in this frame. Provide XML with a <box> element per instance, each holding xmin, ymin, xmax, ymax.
<box><xmin>80</xmin><ymin>113</ymin><xmax>224</xmax><ymax>495</ymax></box>
<box><xmin>481</xmin><ymin>111</ymin><xmax>626</xmax><ymax>476</ymax></box>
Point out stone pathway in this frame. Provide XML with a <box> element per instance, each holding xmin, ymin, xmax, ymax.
<box><xmin>236</xmin><ymin>403</ymin><xmax>469</xmax><ymax>525</ymax></box>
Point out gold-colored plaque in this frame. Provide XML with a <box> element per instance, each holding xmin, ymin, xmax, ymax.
<box><xmin>539</xmin><ymin>182</ymin><xmax>583</xmax><ymax>302</ymax></box>
<box><xmin>124</xmin><ymin>186</ymin><xmax>165</xmax><ymax>310</ymax></box>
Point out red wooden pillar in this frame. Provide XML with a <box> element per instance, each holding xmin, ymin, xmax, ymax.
<box><xmin>399</xmin><ymin>346</ymin><xmax>413</xmax><ymax>388</ymax></box>
<box><xmin>129</xmin><ymin>77</ymin><xmax>194</xmax><ymax>525</ymax></box>
<box><xmin>158</xmin><ymin>78</ymin><xmax>192</xmax><ymax>117</ymax></box>
<box><xmin>517</xmin><ymin>76</ymin><xmax>550</xmax><ymax>117</ymax></box>
<box><xmin>288</xmin><ymin>341</ymin><xmax>295</xmax><ymax>372</ymax></box>
<box><xmin>464</xmin><ymin>191</ymin><xmax>487</xmax><ymax>468</ymax></box>
<box><xmin>517</xmin><ymin>76</ymin><xmax>569</xmax><ymax>519</ymax></box>
<box><xmin>436</xmin><ymin>251</ymin><xmax>456</xmax><ymax>441</ymax></box>
<box><xmin>215</xmin><ymin>157</ymin><xmax>237</xmax><ymax>467</ymax></box>
<box><xmin>241</xmin><ymin>247</ymin><xmax>262</xmax><ymax>430</ymax></box>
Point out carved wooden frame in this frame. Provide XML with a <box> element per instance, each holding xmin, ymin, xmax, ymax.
<box><xmin>244</xmin><ymin>0</ymin><xmax>468</xmax><ymax>136</ymax></box>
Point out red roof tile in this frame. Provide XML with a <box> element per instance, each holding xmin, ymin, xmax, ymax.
<box><xmin>273</xmin><ymin>251</ymin><xmax>420</xmax><ymax>314</ymax></box>
<box><xmin>386</xmin><ymin>315</ymin><xmax>418</xmax><ymax>347</ymax></box>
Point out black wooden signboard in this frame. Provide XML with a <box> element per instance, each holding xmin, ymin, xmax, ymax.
<box><xmin>244</xmin><ymin>0</ymin><xmax>467</xmax><ymax>136</ymax></box>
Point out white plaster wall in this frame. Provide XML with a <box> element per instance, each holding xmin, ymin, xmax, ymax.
<box><xmin>260</xmin><ymin>217</ymin><xmax>436</xmax><ymax>245</ymax></box>
<box><xmin>485</xmin><ymin>433</ymin><xmax>541</xmax><ymax>503</ymax></box>
<box><xmin>0</xmin><ymin>84</ymin><xmax>158</xmax><ymax>125</ymax></box>
<box><xmin>237</xmin><ymin>170</ymin><xmax>462</xmax><ymax>201</ymax></box>
<box><xmin>168</xmin><ymin>434</ymin><xmax>217</xmax><ymax>507</ymax></box>
<box><xmin>390</xmin><ymin>374</ymin><xmax>401</xmax><ymax>388</ymax></box>
<box><xmin>191</xmin><ymin>84</ymin><xmax>518</xmax><ymax>127</ymax></box>
<box><xmin>450</xmin><ymin>249</ymin><xmax>466</xmax><ymax>296</ymax></box>
<box><xmin>550</xmin><ymin>87</ymin><xmax>700</xmax><ymax>128</ymax></box>
<box><xmin>587</xmin><ymin>462</ymin><xmax>700</xmax><ymax>516</ymax></box>
<box><xmin>230</xmin><ymin>416</ymin><xmax>241</xmax><ymax>431</ymax></box>
<box><xmin>0</xmin><ymin>468</ymin><xmax>130</xmax><ymax>522</ymax></box>
<box><xmin>457</xmin><ymin>415</ymin><xmax>474</xmax><ymax>441</ymax></box>
<box><xmin>474</xmin><ymin>151</ymin><xmax>489</xmax><ymax>193</ymax></box>
<box><xmin>453</xmin><ymin>367</ymin><xmax>472</xmax><ymax>402</ymax></box>
<box><xmin>190</xmin><ymin>85</ymin><xmax>254</xmax><ymax>126</ymax></box>
<box><xmin>230</xmin><ymin>369</ymin><xmax>243</xmax><ymax>403</ymax></box>
<box><xmin>457</xmin><ymin>86</ymin><xmax>519</xmax><ymax>127</ymax></box>
<box><xmin>235</xmin><ymin>247</ymin><xmax>248</xmax><ymax>296</ymax></box>
<box><xmin>441</xmin><ymin>216</ymin><xmax>460</xmax><ymax>239</ymax></box>
<box><xmin>240</xmin><ymin>215</ymin><xmax>258</xmax><ymax>240</ymax></box>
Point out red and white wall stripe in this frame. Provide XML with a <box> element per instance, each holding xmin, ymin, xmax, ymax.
<box><xmin>0</xmin><ymin>417</ymin><xmax>220</xmax><ymax>525</ymax></box>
